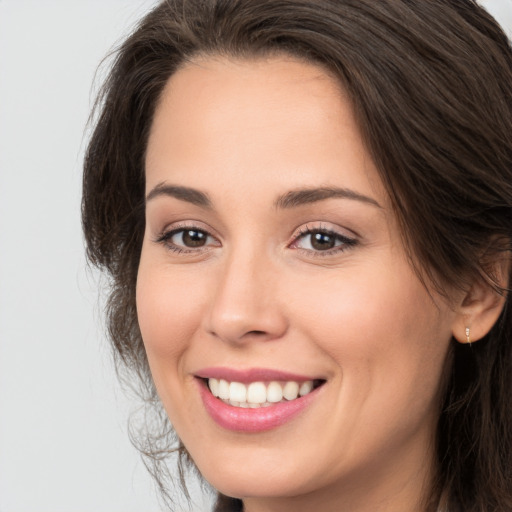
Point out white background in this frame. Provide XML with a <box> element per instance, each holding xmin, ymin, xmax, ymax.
<box><xmin>0</xmin><ymin>1</ymin><xmax>510</xmax><ymax>511</ymax></box>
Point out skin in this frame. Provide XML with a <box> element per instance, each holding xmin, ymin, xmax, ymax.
<box><xmin>137</xmin><ymin>56</ymin><xmax>465</xmax><ymax>512</ymax></box>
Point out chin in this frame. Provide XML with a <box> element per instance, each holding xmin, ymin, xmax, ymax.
<box><xmin>205</xmin><ymin>468</ymin><xmax>307</xmax><ymax>501</ymax></box>
<box><xmin>188</xmin><ymin>443</ymin><xmax>323</xmax><ymax>501</ymax></box>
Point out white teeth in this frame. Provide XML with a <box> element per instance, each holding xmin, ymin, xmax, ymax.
<box><xmin>267</xmin><ymin>381</ymin><xmax>283</xmax><ymax>403</ymax></box>
<box><xmin>299</xmin><ymin>381</ymin><xmax>313</xmax><ymax>396</ymax></box>
<box><xmin>229</xmin><ymin>382</ymin><xmax>247</xmax><ymax>402</ymax></box>
<box><xmin>247</xmin><ymin>382</ymin><xmax>267</xmax><ymax>404</ymax></box>
<box><xmin>283</xmin><ymin>381</ymin><xmax>299</xmax><ymax>400</ymax></box>
<box><xmin>207</xmin><ymin>378</ymin><xmax>319</xmax><ymax>407</ymax></box>
<box><xmin>208</xmin><ymin>378</ymin><xmax>219</xmax><ymax>397</ymax></box>
<box><xmin>218</xmin><ymin>379</ymin><xmax>230</xmax><ymax>400</ymax></box>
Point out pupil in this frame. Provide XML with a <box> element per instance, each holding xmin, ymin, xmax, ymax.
<box><xmin>183</xmin><ymin>230</ymin><xmax>206</xmax><ymax>247</ymax></box>
<box><xmin>311</xmin><ymin>231</ymin><xmax>335</xmax><ymax>250</ymax></box>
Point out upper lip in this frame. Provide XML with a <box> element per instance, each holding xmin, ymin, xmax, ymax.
<box><xmin>194</xmin><ymin>366</ymin><xmax>323</xmax><ymax>383</ymax></box>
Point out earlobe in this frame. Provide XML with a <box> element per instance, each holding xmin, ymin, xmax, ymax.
<box><xmin>452</xmin><ymin>256</ymin><xmax>510</xmax><ymax>344</ymax></box>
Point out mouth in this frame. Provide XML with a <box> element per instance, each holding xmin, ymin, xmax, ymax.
<box><xmin>195</xmin><ymin>368</ymin><xmax>326</xmax><ymax>432</ymax></box>
<box><xmin>203</xmin><ymin>377</ymin><xmax>325</xmax><ymax>408</ymax></box>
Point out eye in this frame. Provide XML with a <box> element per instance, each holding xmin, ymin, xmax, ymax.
<box><xmin>155</xmin><ymin>226</ymin><xmax>219</xmax><ymax>253</ymax></box>
<box><xmin>172</xmin><ymin>228</ymin><xmax>209</xmax><ymax>248</ymax></box>
<box><xmin>291</xmin><ymin>226</ymin><xmax>357</xmax><ymax>255</ymax></box>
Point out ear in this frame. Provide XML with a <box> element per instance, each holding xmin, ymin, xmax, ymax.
<box><xmin>452</xmin><ymin>254</ymin><xmax>510</xmax><ymax>344</ymax></box>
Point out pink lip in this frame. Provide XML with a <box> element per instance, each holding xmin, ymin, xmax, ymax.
<box><xmin>196</xmin><ymin>376</ymin><xmax>324</xmax><ymax>433</ymax></box>
<box><xmin>195</xmin><ymin>366</ymin><xmax>319</xmax><ymax>383</ymax></box>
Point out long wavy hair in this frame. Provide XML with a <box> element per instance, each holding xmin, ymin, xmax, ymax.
<box><xmin>82</xmin><ymin>1</ymin><xmax>512</xmax><ymax>510</ymax></box>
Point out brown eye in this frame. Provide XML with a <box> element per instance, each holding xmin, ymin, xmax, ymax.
<box><xmin>180</xmin><ymin>229</ymin><xmax>208</xmax><ymax>247</ymax></box>
<box><xmin>156</xmin><ymin>224</ymin><xmax>222</xmax><ymax>254</ymax></box>
<box><xmin>158</xmin><ymin>227</ymin><xmax>217</xmax><ymax>252</ymax></box>
<box><xmin>310</xmin><ymin>231</ymin><xmax>336</xmax><ymax>250</ymax></box>
<box><xmin>293</xmin><ymin>228</ymin><xmax>357</xmax><ymax>255</ymax></box>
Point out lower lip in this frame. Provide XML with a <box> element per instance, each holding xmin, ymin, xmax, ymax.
<box><xmin>197</xmin><ymin>379</ymin><xmax>323</xmax><ymax>432</ymax></box>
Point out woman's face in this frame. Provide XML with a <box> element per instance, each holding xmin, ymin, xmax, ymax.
<box><xmin>138</xmin><ymin>56</ymin><xmax>458</xmax><ymax>510</ymax></box>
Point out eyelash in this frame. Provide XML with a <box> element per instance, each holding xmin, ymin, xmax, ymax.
<box><xmin>154</xmin><ymin>223</ymin><xmax>358</xmax><ymax>257</ymax></box>
<box><xmin>154</xmin><ymin>223</ymin><xmax>216</xmax><ymax>255</ymax></box>
<box><xmin>291</xmin><ymin>224</ymin><xmax>358</xmax><ymax>257</ymax></box>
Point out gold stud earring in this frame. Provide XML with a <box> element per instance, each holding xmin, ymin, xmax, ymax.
<box><xmin>465</xmin><ymin>327</ymin><xmax>471</xmax><ymax>344</ymax></box>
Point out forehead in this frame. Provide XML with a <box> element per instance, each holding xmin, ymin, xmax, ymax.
<box><xmin>145</xmin><ymin>55</ymin><xmax>385</xmax><ymax>204</ymax></box>
<box><xmin>155</xmin><ymin>55</ymin><xmax>345</xmax><ymax>119</ymax></box>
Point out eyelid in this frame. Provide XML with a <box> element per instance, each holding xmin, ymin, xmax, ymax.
<box><xmin>155</xmin><ymin>219</ymin><xmax>220</xmax><ymax>240</ymax></box>
<box><xmin>153</xmin><ymin>221</ymin><xmax>221</xmax><ymax>253</ymax></box>
<box><xmin>288</xmin><ymin>223</ymin><xmax>358</xmax><ymax>256</ymax></box>
<box><xmin>153</xmin><ymin>220</ymin><xmax>358</xmax><ymax>256</ymax></box>
<box><xmin>290</xmin><ymin>222</ymin><xmax>357</xmax><ymax>241</ymax></box>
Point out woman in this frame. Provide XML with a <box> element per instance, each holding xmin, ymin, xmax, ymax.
<box><xmin>82</xmin><ymin>1</ymin><xmax>512</xmax><ymax>511</ymax></box>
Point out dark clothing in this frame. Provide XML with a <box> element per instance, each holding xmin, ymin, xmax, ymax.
<box><xmin>214</xmin><ymin>495</ymin><xmax>243</xmax><ymax>512</ymax></box>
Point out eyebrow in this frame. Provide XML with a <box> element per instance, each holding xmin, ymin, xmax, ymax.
<box><xmin>274</xmin><ymin>187</ymin><xmax>381</xmax><ymax>209</ymax></box>
<box><xmin>146</xmin><ymin>183</ymin><xmax>212</xmax><ymax>208</ymax></box>
<box><xmin>145</xmin><ymin>183</ymin><xmax>381</xmax><ymax>210</ymax></box>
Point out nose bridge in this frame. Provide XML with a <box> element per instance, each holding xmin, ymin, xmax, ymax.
<box><xmin>205</xmin><ymin>242</ymin><xmax>287</xmax><ymax>345</ymax></box>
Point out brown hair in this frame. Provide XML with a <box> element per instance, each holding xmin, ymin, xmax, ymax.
<box><xmin>82</xmin><ymin>1</ymin><xmax>512</xmax><ymax>510</ymax></box>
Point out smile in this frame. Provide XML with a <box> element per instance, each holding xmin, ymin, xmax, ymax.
<box><xmin>195</xmin><ymin>369</ymin><xmax>326</xmax><ymax>432</ymax></box>
<box><xmin>207</xmin><ymin>378</ymin><xmax>318</xmax><ymax>408</ymax></box>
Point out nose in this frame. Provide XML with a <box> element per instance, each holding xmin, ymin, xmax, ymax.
<box><xmin>203</xmin><ymin>249</ymin><xmax>288</xmax><ymax>346</ymax></box>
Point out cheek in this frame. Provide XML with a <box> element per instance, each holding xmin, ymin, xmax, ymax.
<box><xmin>288</xmin><ymin>259</ymin><xmax>452</xmax><ymax>418</ymax></box>
<box><xmin>135</xmin><ymin>254</ymin><xmax>204</xmax><ymax>375</ymax></box>
<box><xmin>291</xmin><ymin>263</ymin><xmax>442</xmax><ymax>349</ymax></box>
<box><xmin>135</xmin><ymin>254</ymin><xmax>212</xmax><ymax>432</ymax></box>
